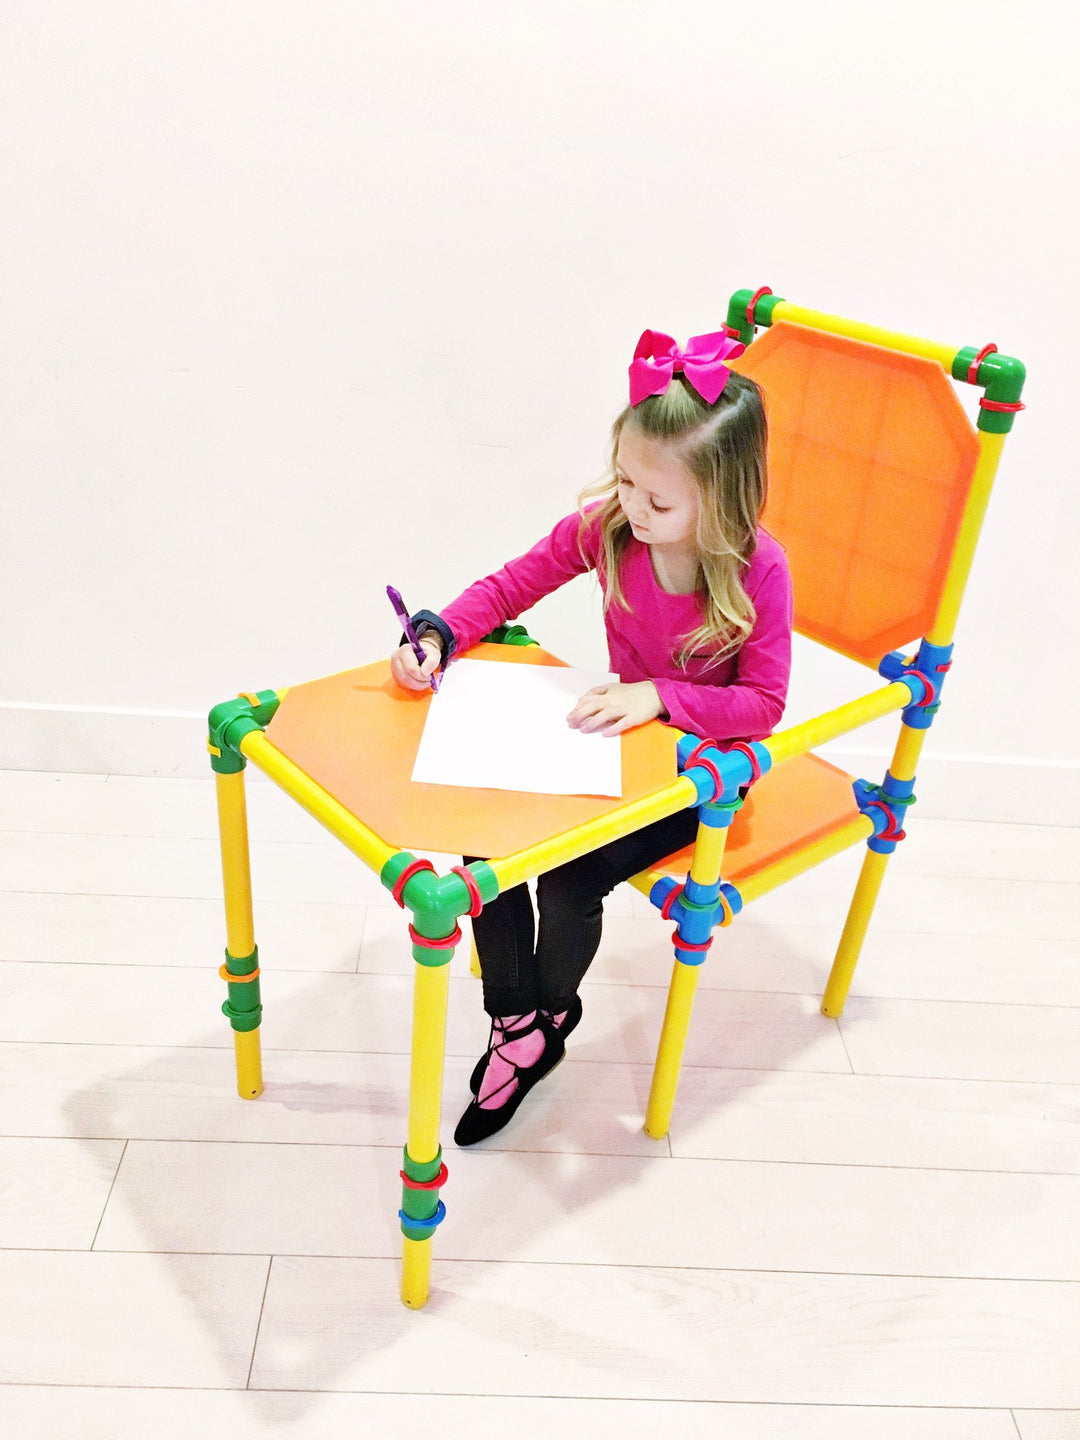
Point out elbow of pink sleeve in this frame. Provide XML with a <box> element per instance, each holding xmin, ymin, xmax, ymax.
<box><xmin>759</xmin><ymin>693</ymin><xmax>787</xmax><ymax>736</ymax></box>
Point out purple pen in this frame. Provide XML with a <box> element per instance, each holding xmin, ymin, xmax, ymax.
<box><xmin>387</xmin><ymin>585</ymin><xmax>440</xmax><ymax>693</ymax></box>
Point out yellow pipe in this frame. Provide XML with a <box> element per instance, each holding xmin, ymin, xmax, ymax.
<box><xmin>645</xmin><ymin>961</ymin><xmax>703</xmax><ymax>1139</ymax></box>
<box><xmin>770</xmin><ymin>302</ymin><xmax>960</xmax><ymax>370</ymax></box>
<box><xmin>820</xmin><ymin>717</ymin><xmax>929</xmax><ymax>1017</ymax></box>
<box><xmin>891</xmin><ymin>723</ymin><xmax>928</xmax><ymax>785</ymax></box>
<box><xmin>469</xmin><ymin>935</ymin><xmax>482</xmax><ymax>979</ymax></box>
<box><xmin>401</xmin><ymin>1238</ymin><xmax>433</xmax><ymax>1309</ymax></box>
<box><xmin>820</xmin><ymin>431</ymin><xmax>1009</xmax><ymax>1018</ymax></box>
<box><xmin>240</xmin><ymin>730</ymin><xmax>397</xmax><ymax>878</ymax></box>
<box><xmin>689</xmin><ymin>819</ymin><xmax>728</xmax><ymax>887</ymax></box>
<box><xmin>644</xmin><ymin>821</ymin><xmax>729</xmax><ymax>1139</ymax></box>
<box><xmin>233</xmin><ymin>1030</ymin><xmax>264</xmax><ymax>1099</ymax></box>
<box><xmin>930</xmin><ymin>432</ymin><xmax>1006</xmax><ymax>645</ymax></box>
<box><xmin>400</xmin><ymin>957</ymin><xmax>453</xmax><ymax>1309</ymax></box>
<box><xmin>215</xmin><ymin>772</ymin><xmax>255</xmax><ymax>959</ymax></box>
<box><xmin>490</xmin><ymin>776</ymin><xmax>698</xmax><ymax>892</ymax></box>
<box><xmin>407</xmin><ymin>962</ymin><xmax>452</xmax><ymax>1164</ymax></box>
<box><xmin>764</xmin><ymin>683</ymin><xmax>910</xmax><ymax>766</ymax></box>
<box><xmin>815</xmin><ymin>446</ymin><xmax>1009</xmax><ymax>1021</ymax></box>
<box><xmin>821</xmin><ymin>849</ymin><xmax>891</xmax><ymax>1017</ymax></box>
<box><xmin>215</xmin><ymin>770</ymin><xmax>263</xmax><ymax>1099</ymax></box>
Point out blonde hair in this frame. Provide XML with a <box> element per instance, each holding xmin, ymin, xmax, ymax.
<box><xmin>579</xmin><ymin>371</ymin><xmax>768</xmax><ymax>669</ymax></box>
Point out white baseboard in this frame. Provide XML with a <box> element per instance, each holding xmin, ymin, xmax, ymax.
<box><xmin>1</xmin><ymin>703</ymin><xmax>1077</xmax><ymax>825</ymax></box>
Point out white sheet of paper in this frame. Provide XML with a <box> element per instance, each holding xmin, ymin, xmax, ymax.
<box><xmin>411</xmin><ymin>658</ymin><xmax>623</xmax><ymax>797</ymax></box>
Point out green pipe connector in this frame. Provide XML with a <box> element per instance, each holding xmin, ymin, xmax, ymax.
<box><xmin>726</xmin><ymin>287</ymin><xmax>785</xmax><ymax>346</ymax></box>
<box><xmin>399</xmin><ymin>1146</ymin><xmax>446</xmax><ymax>1240</ymax></box>
<box><xmin>380</xmin><ymin>854</ymin><xmax>500</xmax><ymax>966</ymax></box>
<box><xmin>483</xmin><ymin>624</ymin><xmax>540</xmax><ymax>647</ymax></box>
<box><xmin>208</xmin><ymin>691</ymin><xmax>281</xmax><ymax>773</ymax></box>
<box><xmin>704</xmin><ymin>794</ymin><xmax>745</xmax><ymax>819</ymax></box>
<box><xmin>221</xmin><ymin>946</ymin><xmax>262</xmax><ymax>1032</ymax></box>
<box><xmin>952</xmin><ymin>348</ymin><xmax>1027</xmax><ymax>433</ymax></box>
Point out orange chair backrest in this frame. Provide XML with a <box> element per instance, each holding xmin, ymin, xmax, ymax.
<box><xmin>733</xmin><ymin>322</ymin><xmax>980</xmax><ymax>664</ymax></box>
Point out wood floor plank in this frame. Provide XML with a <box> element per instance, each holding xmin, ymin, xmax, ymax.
<box><xmin>0</xmin><ymin>964</ymin><xmax>852</xmax><ymax>1078</ymax></box>
<box><xmin>0</xmin><ymin>829</ymin><xmax>637</xmax><ymax>916</ymax></box>
<box><xmin>717</xmin><ymin>866</ymin><xmax>1080</xmax><ymax>942</ymax></box>
<box><xmin>0</xmin><ymin>1042</ymin><xmax>662</xmax><ymax>1156</ymax></box>
<box><xmin>1013</xmin><ymin>1414</ymin><xmax>1080</xmax><ymax>1440</ymax></box>
<box><xmin>0</xmin><ymin>890</ymin><xmax>366</xmax><ymax>971</ymax></box>
<box><xmin>4</xmin><ymin>828</ymin><xmax>1079</xmax><ymax>939</ymax></box>
<box><xmin>8</xmin><ymin>1038</ymin><xmax>1075</xmax><ymax>1175</ymax></box>
<box><xmin>668</xmin><ymin>1067</ymin><xmax>1080</xmax><ymax>1174</ymax></box>
<box><xmin>0</xmin><ymin>1386</ymin><xmax>1026</xmax><ymax>1440</ymax></box>
<box><xmin>0</xmin><ymin>1137</ymin><xmax>124</xmax><ymax>1248</ymax></box>
<box><xmin>0</xmin><ymin>831</ymin><xmax>389</xmax><ymax>905</ymax></box>
<box><xmin>2</xmin><ymin>886</ymin><xmax>1074</xmax><ymax>1007</ymax></box>
<box><xmin>888</xmin><ymin>818</ymin><xmax>1080</xmax><ymax>884</ymax></box>
<box><xmin>839</xmin><ymin>997</ymin><xmax>1080</xmax><ymax>1085</ymax></box>
<box><xmin>251</xmin><ymin>1256</ymin><xmax>1080</xmax><ymax>1407</ymax></box>
<box><xmin>92</xmin><ymin>1139</ymin><xmax>1080</xmax><ymax>1283</ymax></box>
<box><xmin>0</xmin><ymin>1251</ymin><xmax>268</xmax><ymax>1387</ymax></box>
<box><xmin>591</xmin><ymin>913</ymin><xmax>1080</xmax><ymax>1007</ymax></box>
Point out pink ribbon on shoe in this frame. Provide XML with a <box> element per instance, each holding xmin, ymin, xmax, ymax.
<box><xmin>628</xmin><ymin>329</ymin><xmax>746</xmax><ymax>407</ymax></box>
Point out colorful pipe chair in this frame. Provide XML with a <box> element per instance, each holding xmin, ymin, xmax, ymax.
<box><xmin>207</xmin><ymin>288</ymin><xmax>1025</xmax><ymax>1308</ymax></box>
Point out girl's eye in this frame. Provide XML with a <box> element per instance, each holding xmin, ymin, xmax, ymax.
<box><xmin>651</xmin><ymin>502</ymin><xmax>671</xmax><ymax>514</ymax></box>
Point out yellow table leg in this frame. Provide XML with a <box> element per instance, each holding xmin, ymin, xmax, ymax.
<box><xmin>469</xmin><ymin>935</ymin><xmax>482</xmax><ymax>979</ymax></box>
<box><xmin>401</xmin><ymin>1237</ymin><xmax>434</xmax><ymax>1308</ymax></box>
<box><xmin>400</xmin><ymin>958</ymin><xmax>452</xmax><ymax>1309</ymax></box>
<box><xmin>233</xmin><ymin>1029</ymin><xmax>264</xmax><ymax>1100</ymax></box>
<box><xmin>215</xmin><ymin>770</ymin><xmax>263</xmax><ymax>1099</ymax></box>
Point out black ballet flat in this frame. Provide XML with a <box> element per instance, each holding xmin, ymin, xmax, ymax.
<box><xmin>454</xmin><ymin>1013</ymin><xmax>566</xmax><ymax>1147</ymax></box>
<box><xmin>468</xmin><ymin>994</ymin><xmax>583</xmax><ymax>1096</ymax></box>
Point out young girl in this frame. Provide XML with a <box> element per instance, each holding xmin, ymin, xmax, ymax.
<box><xmin>390</xmin><ymin>329</ymin><xmax>793</xmax><ymax>1146</ymax></box>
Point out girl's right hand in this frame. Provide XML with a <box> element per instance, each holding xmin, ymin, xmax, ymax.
<box><xmin>390</xmin><ymin>637</ymin><xmax>443</xmax><ymax>691</ymax></box>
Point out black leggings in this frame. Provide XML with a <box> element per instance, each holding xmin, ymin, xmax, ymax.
<box><xmin>465</xmin><ymin>805</ymin><xmax>701</xmax><ymax>1016</ymax></box>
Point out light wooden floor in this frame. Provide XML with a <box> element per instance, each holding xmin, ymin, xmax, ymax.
<box><xmin>0</xmin><ymin>768</ymin><xmax>1077</xmax><ymax>1439</ymax></box>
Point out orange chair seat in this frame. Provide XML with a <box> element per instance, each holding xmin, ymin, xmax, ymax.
<box><xmin>649</xmin><ymin>751</ymin><xmax>859</xmax><ymax>886</ymax></box>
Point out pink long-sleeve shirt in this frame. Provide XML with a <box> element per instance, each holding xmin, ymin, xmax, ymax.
<box><xmin>437</xmin><ymin>509</ymin><xmax>793</xmax><ymax>744</ymax></box>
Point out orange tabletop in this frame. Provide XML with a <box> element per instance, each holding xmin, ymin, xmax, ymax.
<box><xmin>265</xmin><ymin>643</ymin><xmax>682</xmax><ymax>861</ymax></box>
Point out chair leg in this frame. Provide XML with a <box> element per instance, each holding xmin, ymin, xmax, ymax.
<box><xmin>214</xmin><ymin>769</ymin><xmax>264</xmax><ymax>1099</ymax></box>
<box><xmin>644</xmin><ymin>958</ymin><xmax>702</xmax><ymax>1138</ymax></box>
<box><xmin>400</xmin><ymin>950</ymin><xmax>454</xmax><ymax>1309</ymax></box>
<box><xmin>822</xmin><ymin>720</ymin><xmax>927</xmax><ymax>1017</ymax></box>
<box><xmin>469</xmin><ymin>933</ymin><xmax>482</xmax><ymax>979</ymax></box>
<box><xmin>644</xmin><ymin>808</ymin><xmax>733</xmax><ymax>1139</ymax></box>
<box><xmin>821</xmin><ymin>848</ymin><xmax>890</xmax><ymax>1017</ymax></box>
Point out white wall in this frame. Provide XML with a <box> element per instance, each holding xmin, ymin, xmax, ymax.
<box><xmin>2</xmin><ymin>2</ymin><xmax>1076</xmax><ymax>819</ymax></box>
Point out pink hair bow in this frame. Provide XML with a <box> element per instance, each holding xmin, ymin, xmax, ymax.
<box><xmin>628</xmin><ymin>329</ymin><xmax>746</xmax><ymax>407</ymax></box>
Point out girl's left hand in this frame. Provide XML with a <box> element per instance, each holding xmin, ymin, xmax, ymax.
<box><xmin>566</xmin><ymin>680</ymin><xmax>665</xmax><ymax>736</ymax></box>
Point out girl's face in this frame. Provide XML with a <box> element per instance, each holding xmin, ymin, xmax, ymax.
<box><xmin>615</xmin><ymin>428</ymin><xmax>700</xmax><ymax>552</ymax></box>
